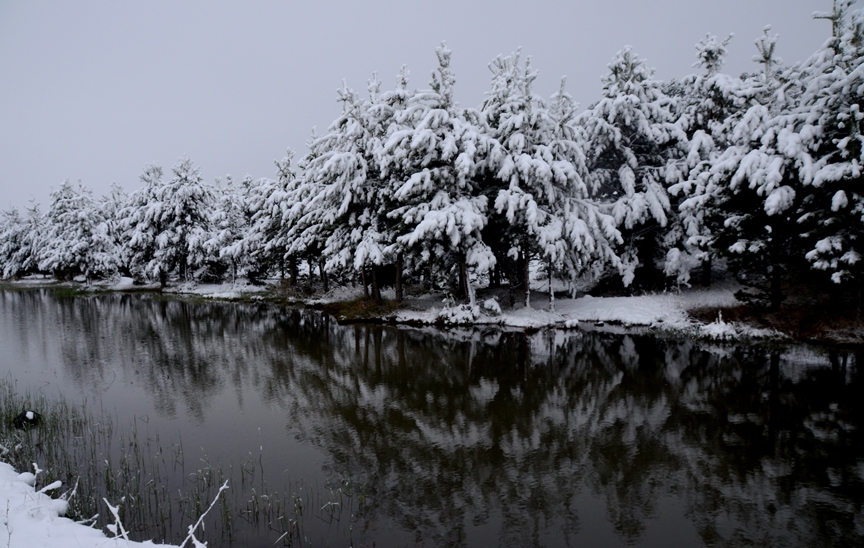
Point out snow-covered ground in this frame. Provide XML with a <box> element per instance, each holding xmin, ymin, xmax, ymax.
<box><xmin>0</xmin><ymin>462</ymin><xmax>176</xmax><ymax>548</ymax></box>
<box><xmin>393</xmin><ymin>282</ymin><xmax>779</xmax><ymax>340</ymax></box>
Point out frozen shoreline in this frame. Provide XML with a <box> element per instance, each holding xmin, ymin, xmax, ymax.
<box><xmin>0</xmin><ymin>461</ymin><xmax>176</xmax><ymax>548</ymax></box>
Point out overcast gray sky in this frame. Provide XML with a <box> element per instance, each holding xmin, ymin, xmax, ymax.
<box><xmin>0</xmin><ymin>0</ymin><xmax>834</xmax><ymax>210</ymax></box>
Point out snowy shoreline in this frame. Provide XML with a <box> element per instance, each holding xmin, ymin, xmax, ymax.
<box><xmin>0</xmin><ymin>461</ymin><xmax>176</xmax><ymax>548</ymax></box>
<box><xmin>2</xmin><ymin>276</ymin><xmax>789</xmax><ymax>343</ymax></box>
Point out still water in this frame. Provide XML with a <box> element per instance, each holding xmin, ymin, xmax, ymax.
<box><xmin>0</xmin><ymin>288</ymin><xmax>861</xmax><ymax>547</ymax></box>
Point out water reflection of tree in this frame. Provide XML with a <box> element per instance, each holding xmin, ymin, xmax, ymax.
<box><xmin>264</xmin><ymin>323</ymin><xmax>862</xmax><ymax>547</ymax></box>
<box><xmin>2</xmin><ymin>289</ymin><xmax>862</xmax><ymax>547</ymax></box>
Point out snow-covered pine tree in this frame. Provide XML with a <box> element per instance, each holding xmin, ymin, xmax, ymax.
<box><xmin>698</xmin><ymin>26</ymin><xmax>811</xmax><ymax>309</ymax></box>
<box><xmin>481</xmin><ymin>51</ymin><xmax>621</xmax><ymax>309</ymax></box>
<box><xmin>0</xmin><ymin>208</ymin><xmax>25</xmax><ymax>279</ymax></box>
<box><xmin>299</xmin><ymin>76</ymin><xmax>394</xmax><ymax>300</ymax></box>
<box><xmin>12</xmin><ymin>203</ymin><xmax>44</xmax><ymax>278</ymax></box>
<box><xmin>38</xmin><ymin>180</ymin><xmax>115</xmax><ymax>283</ymax></box>
<box><xmin>247</xmin><ymin>150</ymin><xmax>303</xmax><ymax>284</ymax></box>
<box><xmin>380</xmin><ymin>44</ymin><xmax>495</xmax><ymax>304</ymax></box>
<box><xmin>798</xmin><ymin>1</ymin><xmax>864</xmax><ymax>313</ymax></box>
<box><xmin>579</xmin><ymin>46</ymin><xmax>687</xmax><ymax>290</ymax></box>
<box><xmin>121</xmin><ymin>164</ymin><xmax>166</xmax><ymax>284</ymax></box>
<box><xmin>206</xmin><ymin>175</ymin><xmax>251</xmax><ymax>284</ymax></box>
<box><xmin>667</xmin><ymin>33</ymin><xmax>744</xmax><ymax>287</ymax></box>
<box><xmin>152</xmin><ymin>158</ymin><xmax>214</xmax><ymax>284</ymax></box>
<box><xmin>235</xmin><ymin>174</ymin><xmax>276</xmax><ymax>282</ymax></box>
<box><xmin>100</xmin><ymin>184</ymin><xmax>130</xmax><ymax>277</ymax></box>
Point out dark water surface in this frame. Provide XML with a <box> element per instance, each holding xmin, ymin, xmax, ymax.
<box><xmin>0</xmin><ymin>288</ymin><xmax>862</xmax><ymax>547</ymax></box>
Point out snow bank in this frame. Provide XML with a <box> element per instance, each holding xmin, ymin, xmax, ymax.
<box><xmin>393</xmin><ymin>284</ymin><xmax>779</xmax><ymax>339</ymax></box>
<box><xmin>0</xmin><ymin>461</ymin><xmax>176</xmax><ymax>548</ymax></box>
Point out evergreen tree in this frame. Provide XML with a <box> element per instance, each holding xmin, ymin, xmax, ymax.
<box><xmin>101</xmin><ymin>183</ymin><xmax>130</xmax><ymax>276</ymax></box>
<box><xmin>698</xmin><ymin>26</ymin><xmax>810</xmax><ymax>309</ymax></box>
<box><xmin>299</xmin><ymin>76</ymin><xmax>394</xmax><ymax>299</ymax></box>
<box><xmin>0</xmin><ymin>208</ymin><xmax>26</xmax><ymax>279</ymax></box>
<box><xmin>481</xmin><ymin>51</ymin><xmax>620</xmax><ymax>308</ymax></box>
<box><xmin>38</xmin><ymin>180</ymin><xmax>115</xmax><ymax>282</ymax></box>
<box><xmin>667</xmin><ymin>33</ymin><xmax>744</xmax><ymax>286</ymax></box>
<box><xmin>207</xmin><ymin>175</ymin><xmax>251</xmax><ymax>284</ymax></box>
<box><xmin>380</xmin><ymin>44</ymin><xmax>495</xmax><ymax>304</ymax></box>
<box><xmin>121</xmin><ymin>164</ymin><xmax>166</xmax><ymax>284</ymax></box>
<box><xmin>798</xmin><ymin>1</ymin><xmax>864</xmax><ymax>312</ymax></box>
<box><xmin>153</xmin><ymin>158</ymin><xmax>214</xmax><ymax>283</ymax></box>
<box><xmin>579</xmin><ymin>46</ymin><xmax>687</xmax><ymax>289</ymax></box>
<box><xmin>247</xmin><ymin>151</ymin><xmax>302</xmax><ymax>283</ymax></box>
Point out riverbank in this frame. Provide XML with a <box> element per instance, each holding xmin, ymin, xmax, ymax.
<box><xmin>0</xmin><ymin>460</ymin><xmax>176</xmax><ymax>548</ymax></box>
<box><xmin>7</xmin><ymin>275</ymin><xmax>862</xmax><ymax>344</ymax></box>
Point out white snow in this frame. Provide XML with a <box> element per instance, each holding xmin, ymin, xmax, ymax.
<box><xmin>393</xmin><ymin>281</ymin><xmax>778</xmax><ymax>338</ymax></box>
<box><xmin>0</xmin><ymin>461</ymin><xmax>176</xmax><ymax>548</ymax></box>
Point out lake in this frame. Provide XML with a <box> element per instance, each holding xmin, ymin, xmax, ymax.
<box><xmin>0</xmin><ymin>288</ymin><xmax>861</xmax><ymax>547</ymax></box>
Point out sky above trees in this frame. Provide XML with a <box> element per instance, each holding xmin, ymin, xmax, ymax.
<box><xmin>0</xmin><ymin>0</ymin><xmax>830</xmax><ymax>210</ymax></box>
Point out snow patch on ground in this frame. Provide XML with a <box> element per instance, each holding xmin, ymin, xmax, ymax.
<box><xmin>164</xmin><ymin>280</ymin><xmax>268</xmax><ymax>300</ymax></box>
<box><xmin>393</xmin><ymin>283</ymin><xmax>779</xmax><ymax>338</ymax></box>
<box><xmin>0</xmin><ymin>461</ymin><xmax>176</xmax><ymax>548</ymax></box>
<box><xmin>306</xmin><ymin>285</ymin><xmax>367</xmax><ymax>305</ymax></box>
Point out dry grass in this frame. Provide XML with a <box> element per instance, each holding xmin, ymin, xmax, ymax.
<box><xmin>321</xmin><ymin>297</ymin><xmax>400</xmax><ymax>323</ymax></box>
<box><xmin>689</xmin><ymin>282</ymin><xmax>864</xmax><ymax>343</ymax></box>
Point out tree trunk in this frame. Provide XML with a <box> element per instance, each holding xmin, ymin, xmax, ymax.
<box><xmin>289</xmin><ymin>256</ymin><xmax>298</xmax><ymax>287</ymax></box>
<box><xmin>858</xmin><ymin>282</ymin><xmax>863</xmax><ymax>320</ymax></box>
<box><xmin>489</xmin><ymin>264</ymin><xmax>501</xmax><ymax>288</ymax></box>
<box><xmin>460</xmin><ymin>254</ymin><xmax>475</xmax><ymax>305</ymax></box>
<box><xmin>395</xmin><ymin>253</ymin><xmax>403</xmax><ymax>304</ymax></box>
<box><xmin>548</xmin><ymin>256</ymin><xmax>555</xmax><ymax>312</ymax></box>
<box><xmin>508</xmin><ymin>259</ymin><xmax>517</xmax><ymax>308</ymax></box>
<box><xmin>523</xmin><ymin>244</ymin><xmax>531</xmax><ymax>309</ymax></box>
<box><xmin>428</xmin><ymin>263</ymin><xmax>434</xmax><ymax>291</ymax></box>
<box><xmin>318</xmin><ymin>257</ymin><xmax>328</xmax><ymax>293</ymax></box>
<box><xmin>700</xmin><ymin>254</ymin><xmax>712</xmax><ymax>287</ymax></box>
<box><xmin>362</xmin><ymin>267</ymin><xmax>369</xmax><ymax>300</ymax></box>
<box><xmin>458</xmin><ymin>254</ymin><xmax>467</xmax><ymax>302</ymax></box>
<box><xmin>371</xmin><ymin>267</ymin><xmax>382</xmax><ymax>303</ymax></box>
<box><xmin>770</xmin><ymin>265</ymin><xmax>783</xmax><ymax>310</ymax></box>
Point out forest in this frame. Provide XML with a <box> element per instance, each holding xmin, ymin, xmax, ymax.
<box><xmin>1</xmin><ymin>2</ymin><xmax>862</xmax><ymax>313</ymax></box>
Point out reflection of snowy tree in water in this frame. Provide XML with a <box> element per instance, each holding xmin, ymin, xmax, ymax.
<box><xmin>1</xmin><ymin>290</ymin><xmax>861</xmax><ymax>546</ymax></box>
<box><xmin>252</xmin><ymin>322</ymin><xmax>863</xmax><ymax>547</ymax></box>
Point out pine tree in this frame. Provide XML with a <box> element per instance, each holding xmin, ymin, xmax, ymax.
<box><xmin>101</xmin><ymin>184</ymin><xmax>130</xmax><ymax>277</ymax></box>
<box><xmin>247</xmin><ymin>150</ymin><xmax>302</xmax><ymax>283</ymax></box>
<box><xmin>122</xmin><ymin>159</ymin><xmax>214</xmax><ymax>287</ymax></box>
<box><xmin>481</xmin><ymin>51</ymin><xmax>620</xmax><ymax>309</ymax></box>
<box><xmin>380</xmin><ymin>44</ymin><xmax>495</xmax><ymax>304</ymax></box>
<box><xmin>698</xmin><ymin>26</ymin><xmax>811</xmax><ymax>309</ymax></box>
<box><xmin>38</xmin><ymin>180</ymin><xmax>115</xmax><ymax>282</ymax></box>
<box><xmin>798</xmin><ymin>1</ymin><xmax>864</xmax><ymax>313</ymax></box>
<box><xmin>579</xmin><ymin>46</ymin><xmax>687</xmax><ymax>289</ymax></box>
<box><xmin>153</xmin><ymin>158</ymin><xmax>214</xmax><ymax>283</ymax></box>
<box><xmin>207</xmin><ymin>175</ymin><xmax>251</xmax><ymax>284</ymax></box>
<box><xmin>299</xmin><ymin>76</ymin><xmax>394</xmax><ymax>299</ymax></box>
<box><xmin>667</xmin><ymin>33</ymin><xmax>743</xmax><ymax>287</ymax></box>
<box><xmin>0</xmin><ymin>208</ymin><xmax>25</xmax><ymax>279</ymax></box>
<box><xmin>121</xmin><ymin>164</ymin><xmax>166</xmax><ymax>284</ymax></box>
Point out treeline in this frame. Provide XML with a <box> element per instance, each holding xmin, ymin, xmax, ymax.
<box><xmin>2</xmin><ymin>2</ymin><xmax>863</xmax><ymax>311</ymax></box>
